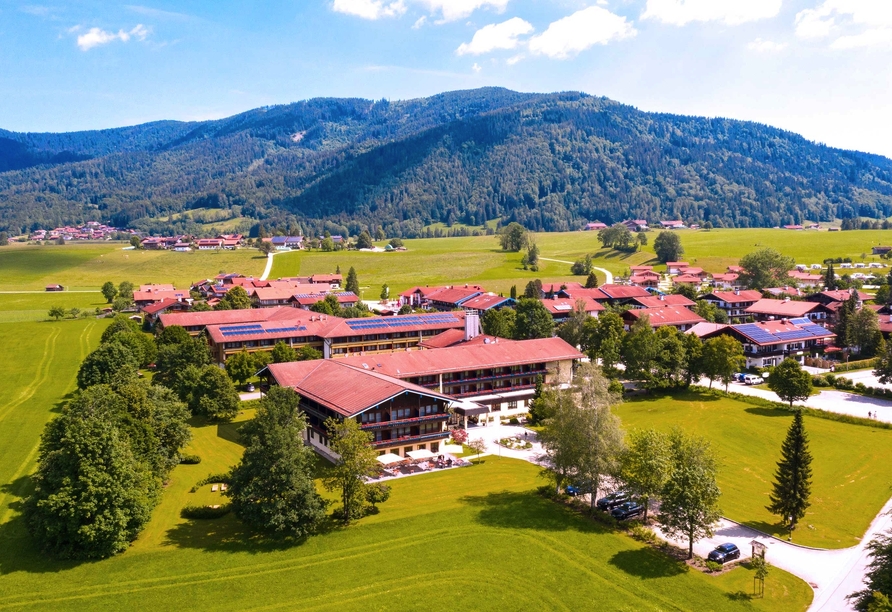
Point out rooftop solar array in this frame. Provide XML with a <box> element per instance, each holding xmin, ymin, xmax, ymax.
<box><xmin>220</xmin><ymin>323</ymin><xmax>307</xmax><ymax>337</ymax></box>
<box><xmin>345</xmin><ymin>314</ymin><xmax>460</xmax><ymax>331</ymax></box>
<box><xmin>734</xmin><ymin>322</ymin><xmax>831</xmax><ymax>345</ymax></box>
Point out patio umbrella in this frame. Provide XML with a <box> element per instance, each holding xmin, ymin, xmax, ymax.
<box><xmin>441</xmin><ymin>444</ymin><xmax>464</xmax><ymax>454</ymax></box>
<box><xmin>376</xmin><ymin>453</ymin><xmax>404</xmax><ymax>465</ymax></box>
<box><xmin>407</xmin><ymin>449</ymin><xmax>435</xmax><ymax>461</ymax></box>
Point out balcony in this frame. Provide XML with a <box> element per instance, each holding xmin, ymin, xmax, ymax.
<box><xmin>447</xmin><ymin>382</ymin><xmax>537</xmax><ymax>398</ymax></box>
<box><xmin>370</xmin><ymin>431</ymin><xmax>449</xmax><ymax>448</ymax></box>
<box><xmin>360</xmin><ymin>413</ymin><xmax>449</xmax><ymax>430</ymax></box>
<box><xmin>439</xmin><ymin>368</ymin><xmax>547</xmax><ymax>385</ymax></box>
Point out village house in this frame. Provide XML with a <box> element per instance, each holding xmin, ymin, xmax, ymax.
<box><xmin>622</xmin><ymin>219</ymin><xmax>648</xmax><ymax>232</ymax></box>
<box><xmin>538</xmin><ymin>296</ymin><xmax>604</xmax><ymax>322</ymax></box>
<box><xmin>659</xmin><ymin>220</ymin><xmax>685</xmax><ymax>229</ymax></box>
<box><xmin>701</xmin><ymin>290</ymin><xmax>763</xmax><ymax>323</ymax></box>
<box><xmin>872</xmin><ymin>246</ymin><xmax>892</xmax><ymax>256</ymax></box>
<box><xmin>787</xmin><ymin>270</ymin><xmax>824</xmax><ymax>288</ymax></box>
<box><xmin>584</xmin><ymin>222</ymin><xmax>607</xmax><ymax>231</ymax></box>
<box><xmin>709</xmin><ymin>272</ymin><xmax>744</xmax><ymax>291</ymax></box>
<box><xmin>697</xmin><ymin>318</ymin><xmax>836</xmax><ymax>368</ymax></box>
<box><xmin>197</xmin><ymin>238</ymin><xmax>224</xmax><ymax>250</ymax></box>
<box><xmin>292</xmin><ymin>292</ymin><xmax>359</xmax><ymax>310</ymax></box>
<box><xmin>629</xmin><ymin>270</ymin><xmax>661</xmax><ymax>288</ymax></box>
<box><xmin>745</xmin><ymin>298</ymin><xmax>830</xmax><ymax>322</ymax></box>
<box><xmin>459</xmin><ymin>293</ymin><xmax>515</xmax><ymax>311</ymax></box>
<box><xmin>666</xmin><ymin>261</ymin><xmax>689</xmax><ymax>275</ymax></box>
<box><xmin>626</xmin><ymin>294</ymin><xmax>696</xmax><ymax>309</ymax></box>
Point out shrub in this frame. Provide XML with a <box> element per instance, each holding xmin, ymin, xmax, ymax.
<box><xmin>825</xmin><ymin>373</ymin><xmax>837</xmax><ymax>385</ymax></box>
<box><xmin>833</xmin><ymin>358</ymin><xmax>878</xmax><ymax>372</ymax></box>
<box><xmin>855</xmin><ymin>382</ymin><xmax>867</xmax><ymax>392</ymax></box>
<box><xmin>509</xmin><ymin>417</ymin><xmax>519</xmax><ymax>425</ymax></box>
<box><xmin>180</xmin><ymin>454</ymin><xmax>202</xmax><ymax>464</ymax></box>
<box><xmin>705</xmin><ymin>560</ymin><xmax>723</xmax><ymax>573</ymax></box>
<box><xmin>181</xmin><ymin>504</ymin><xmax>231</xmax><ymax>519</ymax></box>
<box><xmin>629</xmin><ymin>523</ymin><xmax>659</xmax><ymax>545</ymax></box>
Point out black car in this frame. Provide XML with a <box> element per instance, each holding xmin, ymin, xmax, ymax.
<box><xmin>707</xmin><ymin>543</ymin><xmax>741</xmax><ymax>564</ymax></box>
<box><xmin>610</xmin><ymin>501</ymin><xmax>645</xmax><ymax>520</ymax></box>
<box><xmin>596</xmin><ymin>491</ymin><xmax>630</xmax><ymax>511</ymax></box>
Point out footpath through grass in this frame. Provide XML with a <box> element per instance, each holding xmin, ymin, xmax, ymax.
<box><xmin>0</xmin><ymin>447</ymin><xmax>810</xmax><ymax>611</ymax></box>
<box><xmin>615</xmin><ymin>391</ymin><xmax>892</xmax><ymax>548</ymax></box>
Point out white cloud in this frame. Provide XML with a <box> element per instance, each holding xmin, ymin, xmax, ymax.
<box><xmin>642</xmin><ymin>0</ymin><xmax>782</xmax><ymax>26</ymax></box>
<box><xmin>506</xmin><ymin>53</ymin><xmax>524</xmax><ymax>65</ymax></box>
<box><xmin>748</xmin><ymin>38</ymin><xmax>787</xmax><ymax>51</ymax></box>
<box><xmin>795</xmin><ymin>1</ymin><xmax>892</xmax><ymax>49</ymax></box>
<box><xmin>472</xmin><ymin>62</ymin><xmax>482</xmax><ymax>72</ymax></box>
<box><xmin>412</xmin><ymin>15</ymin><xmax>426</xmax><ymax>28</ymax></box>
<box><xmin>413</xmin><ymin>0</ymin><xmax>509</xmax><ymax>23</ymax></box>
<box><xmin>528</xmin><ymin>6</ymin><xmax>635</xmax><ymax>59</ymax></box>
<box><xmin>456</xmin><ymin>17</ymin><xmax>533</xmax><ymax>55</ymax></box>
<box><xmin>332</xmin><ymin>0</ymin><xmax>406</xmax><ymax>20</ymax></box>
<box><xmin>75</xmin><ymin>24</ymin><xmax>149</xmax><ymax>51</ymax></box>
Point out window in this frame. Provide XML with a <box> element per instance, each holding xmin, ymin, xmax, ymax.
<box><xmin>431</xmin><ymin>442</ymin><xmax>439</xmax><ymax>453</ymax></box>
<box><xmin>404</xmin><ymin>446</ymin><xmax>413</xmax><ymax>456</ymax></box>
<box><xmin>394</xmin><ymin>408</ymin><xmax>412</xmax><ymax>420</ymax></box>
<box><xmin>507</xmin><ymin>400</ymin><xmax>518</xmax><ymax>411</ymax></box>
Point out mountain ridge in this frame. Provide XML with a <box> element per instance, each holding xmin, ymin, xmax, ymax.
<box><xmin>1</xmin><ymin>87</ymin><xmax>890</xmax><ymax>236</ymax></box>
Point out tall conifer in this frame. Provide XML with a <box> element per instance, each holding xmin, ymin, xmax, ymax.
<box><xmin>767</xmin><ymin>410</ymin><xmax>813</xmax><ymax>534</ymax></box>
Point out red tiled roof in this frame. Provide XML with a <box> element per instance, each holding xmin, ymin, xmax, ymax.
<box><xmin>788</xmin><ymin>271</ymin><xmax>822</xmax><ymax>281</ymax></box>
<box><xmin>630</xmin><ymin>295</ymin><xmax>696</xmax><ymax>308</ymax></box>
<box><xmin>703</xmin><ymin>290</ymin><xmax>763</xmax><ymax>303</ymax></box>
<box><xmin>623</xmin><ymin>306</ymin><xmax>706</xmax><ymax>327</ymax></box>
<box><xmin>292</xmin><ymin>292</ymin><xmax>358</xmax><ymax>306</ymax></box>
<box><xmin>268</xmin><ymin>360</ymin><xmax>452</xmax><ymax>417</ymax></box>
<box><xmin>746</xmin><ymin>299</ymin><xmax>822</xmax><ymax>317</ymax></box>
<box><xmin>539</xmin><ymin>296</ymin><xmax>604</xmax><ymax>315</ymax></box>
<box><xmin>597</xmin><ymin>284</ymin><xmax>651</xmax><ymax>299</ymax></box>
<box><xmin>159</xmin><ymin>306</ymin><xmax>300</xmax><ymax>329</ymax></box>
<box><xmin>425</xmin><ymin>286</ymin><xmax>484</xmax><ymax>305</ymax></box>
<box><xmin>666</xmin><ymin>262</ymin><xmax>689</xmax><ymax>267</ymax></box>
<box><xmin>727</xmin><ymin>266</ymin><xmax>744</xmax><ymax>273</ymax></box>
<box><xmin>133</xmin><ymin>289</ymin><xmax>189</xmax><ymax>302</ymax></box>
<box><xmin>140</xmin><ymin>299</ymin><xmax>180</xmax><ymax>315</ymax></box>
<box><xmin>461</xmin><ymin>294</ymin><xmax>513</xmax><ymax>310</ymax></box>
<box><xmin>673</xmin><ymin>275</ymin><xmax>703</xmax><ymax>284</ymax></box>
<box><xmin>814</xmin><ymin>290</ymin><xmax>871</xmax><ymax>303</ymax></box>
<box><xmin>879</xmin><ymin>315</ymin><xmax>892</xmax><ymax>334</ymax></box>
<box><xmin>418</xmin><ymin>328</ymin><xmax>467</xmax><ymax>349</ymax></box>
<box><xmin>685</xmin><ymin>322</ymin><xmax>729</xmax><ymax>338</ymax></box>
<box><xmin>711</xmin><ymin>273</ymin><xmax>740</xmax><ymax>282</ymax></box>
<box><xmin>400</xmin><ymin>286</ymin><xmax>449</xmax><ymax>298</ymax></box>
<box><xmin>338</xmin><ymin>337</ymin><xmax>583</xmax><ymax>378</ymax></box>
<box><xmin>558</xmin><ymin>283</ymin><xmax>610</xmax><ymax>301</ymax></box>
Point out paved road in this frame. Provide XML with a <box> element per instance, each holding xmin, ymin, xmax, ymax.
<box><xmin>709</xmin><ymin>378</ymin><xmax>892</xmax><ymax>423</ymax></box>
<box><xmin>259</xmin><ymin>251</ymin><xmax>279</xmax><ymax>281</ymax></box>
<box><xmin>539</xmin><ymin>257</ymin><xmax>614</xmax><ymax>284</ymax></box>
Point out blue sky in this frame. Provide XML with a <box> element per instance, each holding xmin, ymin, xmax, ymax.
<box><xmin>2</xmin><ymin>0</ymin><xmax>891</xmax><ymax>156</ymax></box>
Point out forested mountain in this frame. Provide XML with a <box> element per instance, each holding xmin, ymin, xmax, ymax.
<box><xmin>2</xmin><ymin>87</ymin><xmax>892</xmax><ymax>236</ymax></box>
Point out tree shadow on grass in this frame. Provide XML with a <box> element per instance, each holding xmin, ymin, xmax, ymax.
<box><xmin>725</xmin><ymin>590</ymin><xmax>754</xmax><ymax>602</ymax></box>
<box><xmin>608</xmin><ymin>548</ymin><xmax>688</xmax><ymax>579</ymax></box>
<box><xmin>459</xmin><ymin>490</ymin><xmax>604</xmax><ymax>533</ymax></box>
<box><xmin>216</xmin><ymin>421</ymin><xmax>245</xmax><ymax>447</ymax></box>
<box><xmin>50</xmin><ymin>392</ymin><xmax>76</xmax><ymax>414</ymax></box>
<box><xmin>744</xmin><ymin>407</ymin><xmax>792</xmax><ymax>418</ymax></box>
<box><xmin>161</xmin><ymin>512</ymin><xmax>342</xmax><ymax>555</ymax></box>
<box><xmin>0</xmin><ymin>476</ymin><xmax>94</xmax><ymax>574</ymax></box>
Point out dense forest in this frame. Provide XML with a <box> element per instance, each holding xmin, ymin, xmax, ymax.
<box><xmin>1</xmin><ymin>87</ymin><xmax>892</xmax><ymax>236</ymax></box>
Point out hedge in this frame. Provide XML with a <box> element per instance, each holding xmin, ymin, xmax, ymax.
<box><xmin>832</xmin><ymin>358</ymin><xmax>878</xmax><ymax>372</ymax></box>
<box><xmin>181</xmin><ymin>504</ymin><xmax>231</xmax><ymax>519</ymax></box>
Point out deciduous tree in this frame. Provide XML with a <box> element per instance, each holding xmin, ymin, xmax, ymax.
<box><xmin>514</xmin><ymin>297</ymin><xmax>554</xmax><ymax>339</ymax></box>
<box><xmin>482</xmin><ymin>307</ymin><xmax>516</xmax><ymax>339</ymax></box>
<box><xmin>653</xmin><ymin>231</ymin><xmax>684</xmax><ymax>263</ymax></box>
<box><xmin>739</xmin><ymin>248</ymin><xmax>795</xmax><ymax>290</ymax></box>
<box><xmin>768</xmin><ymin>358</ymin><xmax>812</xmax><ymax>407</ymax></box>
<box><xmin>621</xmin><ymin>429</ymin><xmax>671</xmax><ymax>522</ymax></box>
<box><xmin>701</xmin><ymin>335</ymin><xmax>745</xmax><ymax>390</ymax></box>
<box><xmin>77</xmin><ymin>342</ymin><xmax>139</xmax><ymax>389</ymax></box>
<box><xmin>101</xmin><ymin>281</ymin><xmax>118</xmax><ymax>303</ymax></box>
<box><xmin>659</xmin><ymin>429</ymin><xmax>722</xmax><ymax>559</ymax></box>
<box><xmin>323</xmin><ymin>417</ymin><xmax>377</xmax><ymax>523</ymax></box>
<box><xmin>228</xmin><ymin>387</ymin><xmax>325</xmax><ymax>536</ymax></box>
<box><xmin>498</xmin><ymin>222</ymin><xmax>529</xmax><ymax>252</ymax></box>
<box><xmin>215</xmin><ymin>285</ymin><xmax>252</xmax><ymax>310</ymax></box>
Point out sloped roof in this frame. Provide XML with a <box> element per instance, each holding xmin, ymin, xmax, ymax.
<box><xmin>206</xmin><ymin>316</ymin><xmax>342</xmax><ymax>344</ymax></box>
<box><xmin>336</xmin><ymin>337</ymin><xmax>583</xmax><ymax>378</ymax></box>
<box><xmin>460</xmin><ymin>294</ymin><xmax>514</xmax><ymax>310</ymax></box>
<box><xmin>597</xmin><ymin>284</ymin><xmax>651</xmax><ymax>299</ymax></box>
<box><xmin>685</xmin><ymin>322</ymin><xmax>729</xmax><ymax>337</ymax></box>
<box><xmin>159</xmin><ymin>306</ymin><xmax>302</xmax><ymax>329</ymax></box>
<box><xmin>539</xmin><ymin>296</ymin><xmax>605</xmax><ymax>315</ymax></box>
<box><xmin>267</xmin><ymin>360</ymin><xmax>453</xmax><ymax>417</ymax></box>
<box><xmin>623</xmin><ymin>306</ymin><xmax>706</xmax><ymax>327</ymax></box>
<box><xmin>702</xmin><ymin>290</ymin><xmax>763</xmax><ymax>303</ymax></box>
<box><xmin>745</xmin><ymin>299</ymin><xmax>822</xmax><ymax>317</ymax></box>
<box><xmin>630</xmin><ymin>294</ymin><xmax>696</xmax><ymax>308</ymax></box>
<box><xmin>320</xmin><ymin>311</ymin><xmax>466</xmax><ymax>339</ymax></box>
<box><xmin>730</xmin><ymin>318</ymin><xmax>835</xmax><ymax>346</ymax></box>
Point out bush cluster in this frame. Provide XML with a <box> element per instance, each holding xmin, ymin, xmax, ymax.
<box><xmin>180</xmin><ymin>454</ymin><xmax>202</xmax><ymax>465</ymax></box>
<box><xmin>181</xmin><ymin>504</ymin><xmax>231</xmax><ymax>519</ymax></box>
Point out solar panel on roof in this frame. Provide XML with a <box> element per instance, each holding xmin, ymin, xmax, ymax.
<box><xmin>775</xmin><ymin>330</ymin><xmax>812</xmax><ymax>340</ymax></box>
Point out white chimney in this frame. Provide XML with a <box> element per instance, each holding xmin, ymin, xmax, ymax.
<box><xmin>465</xmin><ymin>310</ymin><xmax>481</xmax><ymax>342</ymax></box>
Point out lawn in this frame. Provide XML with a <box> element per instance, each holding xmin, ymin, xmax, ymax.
<box><xmin>614</xmin><ymin>391</ymin><xmax>892</xmax><ymax>548</ymax></box>
<box><xmin>0</xmin><ymin>440</ymin><xmax>811</xmax><ymax>612</ymax></box>
<box><xmin>0</xmin><ymin>243</ymin><xmax>265</xmax><ymax>291</ymax></box>
<box><xmin>0</xmin><ymin>293</ymin><xmax>107</xmax><ymax>323</ymax></box>
<box><xmin>0</xmin><ymin>319</ymin><xmax>107</xmax><ymax>526</ymax></box>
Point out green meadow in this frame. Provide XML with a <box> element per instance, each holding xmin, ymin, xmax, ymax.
<box><xmin>614</xmin><ymin>391</ymin><xmax>892</xmax><ymax>549</ymax></box>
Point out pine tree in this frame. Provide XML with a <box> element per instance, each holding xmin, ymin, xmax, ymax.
<box><xmin>825</xmin><ymin>263</ymin><xmax>837</xmax><ymax>290</ymax></box>
<box><xmin>345</xmin><ymin>267</ymin><xmax>359</xmax><ymax>295</ymax></box>
<box><xmin>766</xmin><ymin>410</ymin><xmax>813</xmax><ymax>535</ymax></box>
<box><xmin>585</xmin><ymin>271</ymin><xmax>598</xmax><ymax>288</ymax></box>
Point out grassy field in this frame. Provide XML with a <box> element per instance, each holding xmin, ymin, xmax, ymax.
<box><xmin>0</xmin><ymin>435</ymin><xmax>812</xmax><ymax>612</ymax></box>
<box><xmin>615</xmin><ymin>391</ymin><xmax>892</xmax><ymax>548</ymax></box>
<box><xmin>0</xmin><ymin>320</ymin><xmax>107</xmax><ymax>529</ymax></box>
<box><xmin>0</xmin><ymin>293</ymin><xmax>108</xmax><ymax>323</ymax></box>
<box><xmin>0</xmin><ymin>243</ymin><xmax>265</xmax><ymax>291</ymax></box>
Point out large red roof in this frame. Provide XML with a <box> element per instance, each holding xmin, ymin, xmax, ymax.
<box><xmin>746</xmin><ymin>299</ymin><xmax>822</xmax><ymax>317</ymax></box>
<box><xmin>539</xmin><ymin>296</ymin><xmax>604</xmax><ymax>315</ymax></box>
<box><xmin>623</xmin><ymin>306</ymin><xmax>706</xmax><ymax>327</ymax></box>
<box><xmin>320</xmin><ymin>311</ymin><xmax>466</xmax><ymax>339</ymax></box>
<box><xmin>267</xmin><ymin>360</ymin><xmax>452</xmax><ymax>417</ymax></box>
<box><xmin>597</xmin><ymin>284</ymin><xmax>652</xmax><ymax>299</ymax></box>
<box><xmin>337</xmin><ymin>337</ymin><xmax>583</xmax><ymax>377</ymax></box>
<box><xmin>703</xmin><ymin>290</ymin><xmax>763</xmax><ymax>303</ymax></box>
<box><xmin>460</xmin><ymin>294</ymin><xmax>513</xmax><ymax>310</ymax></box>
<box><xmin>206</xmin><ymin>315</ymin><xmax>342</xmax><ymax>344</ymax></box>
<box><xmin>159</xmin><ymin>306</ymin><xmax>300</xmax><ymax>329</ymax></box>
<box><xmin>630</xmin><ymin>295</ymin><xmax>695</xmax><ymax>308</ymax></box>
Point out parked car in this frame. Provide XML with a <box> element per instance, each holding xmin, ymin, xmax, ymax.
<box><xmin>565</xmin><ymin>484</ymin><xmax>581</xmax><ymax>496</ymax></box>
<box><xmin>246</xmin><ymin>383</ymin><xmax>255</xmax><ymax>392</ymax></box>
<box><xmin>733</xmin><ymin>373</ymin><xmax>746</xmax><ymax>383</ymax></box>
<box><xmin>707</xmin><ymin>543</ymin><xmax>741</xmax><ymax>564</ymax></box>
<box><xmin>610</xmin><ymin>501</ymin><xmax>645</xmax><ymax>520</ymax></box>
<box><xmin>596</xmin><ymin>491</ymin><xmax>630</xmax><ymax>511</ymax></box>
<box><xmin>743</xmin><ymin>374</ymin><xmax>764</xmax><ymax>385</ymax></box>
